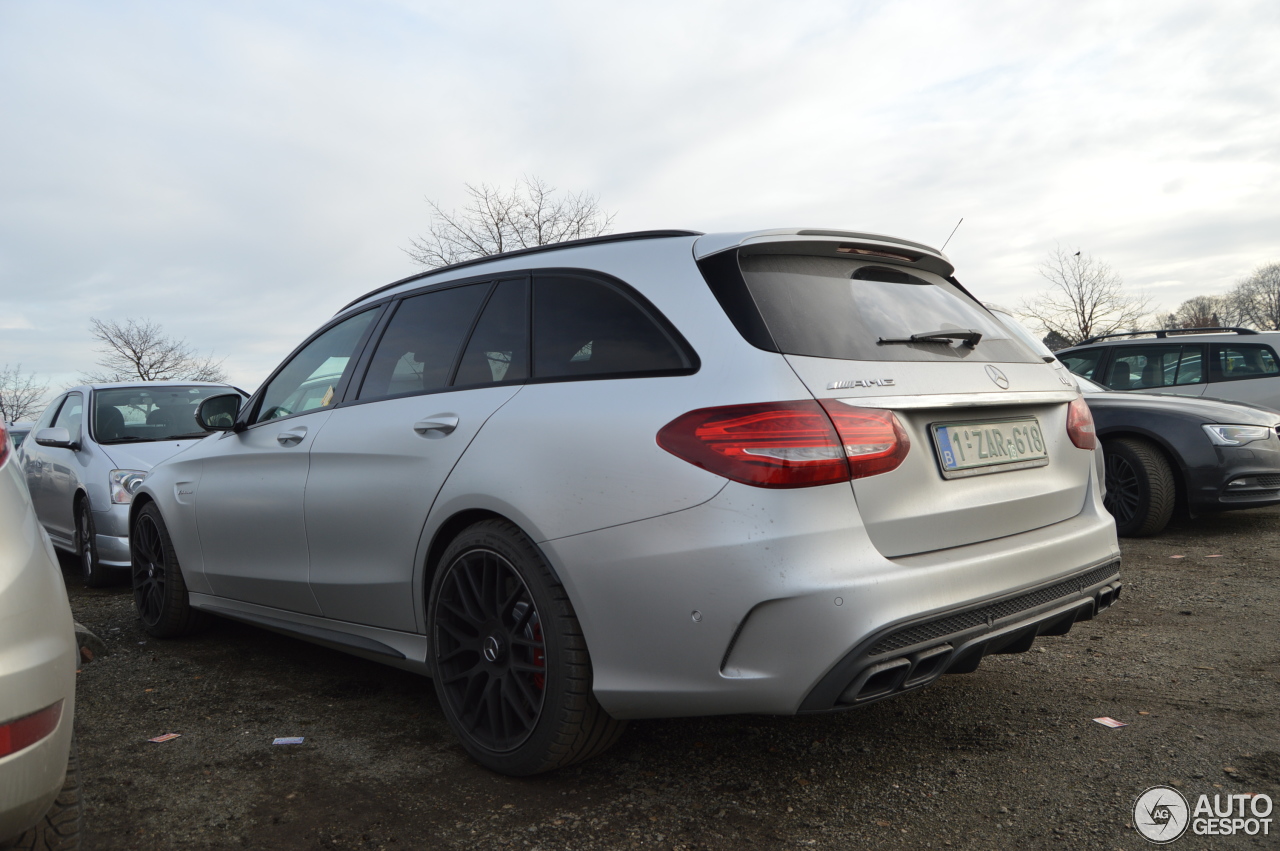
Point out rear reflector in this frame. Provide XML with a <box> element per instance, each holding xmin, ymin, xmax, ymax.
<box><xmin>0</xmin><ymin>700</ymin><xmax>63</xmax><ymax>759</ymax></box>
<box><xmin>657</xmin><ymin>400</ymin><xmax>909</xmax><ymax>488</ymax></box>
<box><xmin>1066</xmin><ymin>396</ymin><xmax>1097</xmax><ymax>450</ymax></box>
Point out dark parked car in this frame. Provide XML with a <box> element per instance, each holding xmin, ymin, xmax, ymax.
<box><xmin>1076</xmin><ymin>375</ymin><xmax>1280</xmax><ymax>535</ymax></box>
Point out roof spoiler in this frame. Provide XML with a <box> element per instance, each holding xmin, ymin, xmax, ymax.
<box><xmin>692</xmin><ymin>229</ymin><xmax>954</xmax><ymax>279</ymax></box>
<box><xmin>1079</xmin><ymin>326</ymin><xmax>1258</xmax><ymax>345</ymax></box>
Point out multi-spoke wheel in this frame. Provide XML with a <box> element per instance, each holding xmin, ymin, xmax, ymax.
<box><xmin>77</xmin><ymin>498</ymin><xmax>112</xmax><ymax>587</ymax></box>
<box><xmin>428</xmin><ymin>519</ymin><xmax>625</xmax><ymax>775</ymax></box>
<box><xmin>1103</xmin><ymin>437</ymin><xmax>1175</xmax><ymax>537</ymax></box>
<box><xmin>130</xmin><ymin>503</ymin><xmax>210</xmax><ymax>637</ymax></box>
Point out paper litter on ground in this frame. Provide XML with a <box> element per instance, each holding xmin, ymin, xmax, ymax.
<box><xmin>148</xmin><ymin>733</ymin><xmax>182</xmax><ymax>743</ymax></box>
<box><xmin>273</xmin><ymin>737</ymin><xmax>305</xmax><ymax>745</ymax></box>
<box><xmin>1092</xmin><ymin>717</ymin><xmax>1128</xmax><ymax>728</ymax></box>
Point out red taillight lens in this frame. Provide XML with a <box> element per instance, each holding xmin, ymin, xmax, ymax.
<box><xmin>0</xmin><ymin>422</ymin><xmax>9</xmax><ymax>468</ymax></box>
<box><xmin>657</xmin><ymin>400</ymin><xmax>909</xmax><ymax>488</ymax></box>
<box><xmin>1066</xmin><ymin>396</ymin><xmax>1097</xmax><ymax>450</ymax></box>
<box><xmin>0</xmin><ymin>700</ymin><xmax>64</xmax><ymax>759</ymax></box>
<box><xmin>819</xmin><ymin>400</ymin><xmax>912</xmax><ymax>479</ymax></box>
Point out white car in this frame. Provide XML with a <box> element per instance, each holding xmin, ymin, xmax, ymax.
<box><xmin>0</xmin><ymin>422</ymin><xmax>80</xmax><ymax>847</ymax></box>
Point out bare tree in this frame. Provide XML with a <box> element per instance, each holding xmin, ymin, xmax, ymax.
<box><xmin>0</xmin><ymin>363</ymin><xmax>48</xmax><ymax>423</ymax></box>
<box><xmin>83</xmin><ymin>318</ymin><xmax>228</xmax><ymax>384</ymax></box>
<box><xmin>1163</xmin><ymin>295</ymin><xmax>1227</xmax><ymax>329</ymax></box>
<box><xmin>1019</xmin><ymin>247</ymin><xmax>1152</xmax><ymax>346</ymax></box>
<box><xmin>405</xmin><ymin>176</ymin><xmax>616</xmax><ymax>268</ymax></box>
<box><xmin>1229</xmin><ymin>262</ymin><xmax>1280</xmax><ymax>330</ymax></box>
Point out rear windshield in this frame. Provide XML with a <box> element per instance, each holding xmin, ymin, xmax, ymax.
<box><xmin>93</xmin><ymin>386</ymin><xmax>239</xmax><ymax>444</ymax></box>
<box><xmin>738</xmin><ymin>255</ymin><xmax>1040</xmax><ymax>363</ymax></box>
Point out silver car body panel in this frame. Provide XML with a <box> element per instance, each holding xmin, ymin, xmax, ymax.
<box><xmin>131</xmin><ymin>229</ymin><xmax>1121</xmax><ymax>720</ymax></box>
<box><xmin>0</xmin><ymin>448</ymin><xmax>76</xmax><ymax>841</ymax></box>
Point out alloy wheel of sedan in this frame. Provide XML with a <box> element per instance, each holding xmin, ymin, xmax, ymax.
<box><xmin>1102</xmin><ymin>436</ymin><xmax>1176</xmax><ymax>537</ymax></box>
<box><xmin>1103</xmin><ymin>452</ymin><xmax>1141</xmax><ymax>527</ymax></box>
<box><xmin>131</xmin><ymin>512</ymin><xmax>168</xmax><ymax>628</ymax></box>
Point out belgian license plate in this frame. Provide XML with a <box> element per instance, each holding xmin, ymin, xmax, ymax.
<box><xmin>931</xmin><ymin>418</ymin><xmax>1049</xmax><ymax>479</ymax></box>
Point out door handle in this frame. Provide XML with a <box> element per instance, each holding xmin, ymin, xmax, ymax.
<box><xmin>414</xmin><ymin>415</ymin><xmax>459</xmax><ymax>438</ymax></box>
<box><xmin>277</xmin><ymin>426</ymin><xmax>308</xmax><ymax>446</ymax></box>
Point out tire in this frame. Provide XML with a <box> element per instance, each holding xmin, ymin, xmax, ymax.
<box><xmin>75</xmin><ymin>499</ymin><xmax>112</xmax><ymax>588</ymax></box>
<box><xmin>130</xmin><ymin>503</ymin><xmax>211</xmax><ymax>638</ymax></box>
<box><xmin>2</xmin><ymin>737</ymin><xmax>83</xmax><ymax>850</ymax></box>
<box><xmin>427</xmin><ymin>519</ymin><xmax>626</xmax><ymax>776</ymax></box>
<box><xmin>1103</xmin><ymin>437</ymin><xmax>1176</xmax><ymax>537</ymax></box>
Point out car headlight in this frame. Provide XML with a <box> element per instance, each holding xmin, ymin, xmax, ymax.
<box><xmin>110</xmin><ymin>469</ymin><xmax>148</xmax><ymax>504</ymax></box>
<box><xmin>1202</xmin><ymin>424</ymin><xmax>1273</xmax><ymax>447</ymax></box>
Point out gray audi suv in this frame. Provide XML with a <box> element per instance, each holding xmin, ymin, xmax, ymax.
<box><xmin>128</xmin><ymin>229</ymin><xmax>1122</xmax><ymax>775</ymax></box>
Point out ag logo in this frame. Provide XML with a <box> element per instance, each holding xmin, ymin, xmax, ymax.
<box><xmin>1134</xmin><ymin>785</ymin><xmax>1190</xmax><ymax>843</ymax></box>
<box><xmin>985</xmin><ymin>365</ymin><xmax>1010</xmax><ymax>389</ymax></box>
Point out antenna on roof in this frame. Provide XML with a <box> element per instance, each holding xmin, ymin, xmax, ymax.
<box><xmin>940</xmin><ymin>217</ymin><xmax>963</xmax><ymax>252</ymax></box>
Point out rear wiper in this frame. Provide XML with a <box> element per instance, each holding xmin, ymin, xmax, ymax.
<box><xmin>878</xmin><ymin>328</ymin><xmax>983</xmax><ymax>348</ymax></box>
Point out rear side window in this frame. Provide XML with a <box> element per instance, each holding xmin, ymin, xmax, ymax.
<box><xmin>735</xmin><ymin>255</ymin><xmax>1038</xmax><ymax>363</ymax></box>
<box><xmin>454</xmin><ymin>279</ymin><xmax>530</xmax><ymax>386</ymax></box>
<box><xmin>1211</xmin><ymin>343</ymin><xmax>1280</xmax><ymax>382</ymax></box>
<box><xmin>533</xmin><ymin>274</ymin><xmax>690</xmax><ymax>379</ymax></box>
<box><xmin>1060</xmin><ymin>349</ymin><xmax>1106</xmax><ymax>380</ymax></box>
<box><xmin>1104</xmin><ymin>345</ymin><xmax>1205</xmax><ymax>389</ymax></box>
<box><xmin>358</xmin><ymin>283</ymin><xmax>489</xmax><ymax>401</ymax></box>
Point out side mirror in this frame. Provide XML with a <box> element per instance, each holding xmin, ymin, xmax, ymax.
<box><xmin>34</xmin><ymin>427</ymin><xmax>74</xmax><ymax>449</ymax></box>
<box><xmin>195</xmin><ymin>394</ymin><xmax>243</xmax><ymax>432</ymax></box>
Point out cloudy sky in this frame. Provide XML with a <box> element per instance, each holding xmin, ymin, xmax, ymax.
<box><xmin>3</xmin><ymin>0</ymin><xmax>1278</xmax><ymax>395</ymax></box>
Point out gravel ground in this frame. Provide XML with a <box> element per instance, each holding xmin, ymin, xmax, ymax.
<box><xmin>66</xmin><ymin>508</ymin><xmax>1280</xmax><ymax>850</ymax></box>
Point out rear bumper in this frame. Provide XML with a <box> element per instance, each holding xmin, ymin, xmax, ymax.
<box><xmin>544</xmin><ymin>463</ymin><xmax>1121</xmax><ymax>720</ymax></box>
<box><xmin>800</xmin><ymin>560</ymin><xmax>1120</xmax><ymax>711</ymax></box>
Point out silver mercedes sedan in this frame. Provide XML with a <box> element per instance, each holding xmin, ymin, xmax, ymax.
<box><xmin>129</xmin><ymin>229</ymin><xmax>1122</xmax><ymax>775</ymax></box>
<box><xmin>21</xmin><ymin>382</ymin><xmax>247</xmax><ymax>586</ymax></box>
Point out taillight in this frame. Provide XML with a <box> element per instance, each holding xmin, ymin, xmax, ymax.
<box><xmin>656</xmin><ymin>400</ymin><xmax>909</xmax><ymax>488</ymax></box>
<box><xmin>0</xmin><ymin>422</ymin><xmax>8</xmax><ymax>468</ymax></box>
<box><xmin>819</xmin><ymin>400</ymin><xmax>912</xmax><ymax>479</ymax></box>
<box><xmin>0</xmin><ymin>700</ymin><xmax>63</xmax><ymax>759</ymax></box>
<box><xmin>1066</xmin><ymin>396</ymin><xmax>1097</xmax><ymax>450</ymax></box>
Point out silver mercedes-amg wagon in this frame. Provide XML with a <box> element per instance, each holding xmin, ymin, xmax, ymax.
<box><xmin>129</xmin><ymin>229</ymin><xmax>1122</xmax><ymax>775</ymax></box>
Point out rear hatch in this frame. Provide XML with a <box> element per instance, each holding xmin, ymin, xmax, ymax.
<box><xmin>699</xmin><ymin>237</ymin><xmax>1091</xmax><ymax>558</ymax></box>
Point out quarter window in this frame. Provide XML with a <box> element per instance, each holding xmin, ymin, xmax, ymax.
<box><xmin>1212</xmin><ymin>344</ymin><xmax>1280</xmax><ymax>382</ymax></box>
<box><xmin>254</xmin><ymin>308</ymin><xmax>379</xmax><ymax>424</ymax></box>
<box><xmin>532</xmin><ymin>274</ymin><xmax>689</xmax><ymax>379</ymax></box>
<box><xmin>358</xmin><ymin>284</ymin><xmax>490</xmax><ymax>401</ymax></box>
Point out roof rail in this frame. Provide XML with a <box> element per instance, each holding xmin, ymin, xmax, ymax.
<box><xmin>339</xmin><ymin>229</ymin><xmax>703</xmax><ymax>313</ymax></box>
<box><xmin>1078</xmin><ymin>326</ymin><xmax>1258</xmax><ymax>345</ymax></box>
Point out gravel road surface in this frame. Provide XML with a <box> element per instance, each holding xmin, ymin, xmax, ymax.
<box><xmin>66</xmin><ymin>507</ymin><xmax>1280</xmax><ymax>850</ymax></box>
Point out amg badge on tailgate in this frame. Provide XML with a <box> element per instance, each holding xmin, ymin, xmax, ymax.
<box><xmin>828</xmin><ymin>378</ymin><xmax>896</xmax><ymax>390</ymax></box>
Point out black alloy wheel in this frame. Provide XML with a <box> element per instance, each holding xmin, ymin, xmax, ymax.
<box><xmin>428</xmin><ymin>520</ymin><xmax>626</xmax><ymax>775</ymax></box>
<box><xmin>433</xmin><ymin>548</ymin><xmax>547</xmax><ymax>753</ymax></box>
<box><xmin>130</xmin><ymin>503</ymin><xmax>210</xmax><ymax>637</ymax></box>
<box><xmin>1102</xmin><ymin>436</ymin><xmax>1176</xmax><ymax>537</ymax></box>
<box><xmin>77</xmin><ymin>499</ymin><xmax>112</xmax><ymax>587</ymax></box>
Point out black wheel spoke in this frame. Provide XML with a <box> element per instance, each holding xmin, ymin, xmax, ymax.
<box><xmin>434</xmin><ymin>547</ymin><xmax>546</xmax><ymax>753</ymax></box>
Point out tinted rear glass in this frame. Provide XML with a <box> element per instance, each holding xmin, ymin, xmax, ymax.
<box><xmin>738</xmin><ymin>255</ymin><xmax>1038</xmax><ymax>363</ymax></box>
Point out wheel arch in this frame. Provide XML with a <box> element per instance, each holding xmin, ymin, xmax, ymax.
<box><xmin>1097</xmin><ymin>427</ymin><xmax>1188</xmax><ymax>504</ymax></box>
<box><xmin>422</xmin><ymin>509</ymin><xmax>565</xmax><ymax>615</ymax></box>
